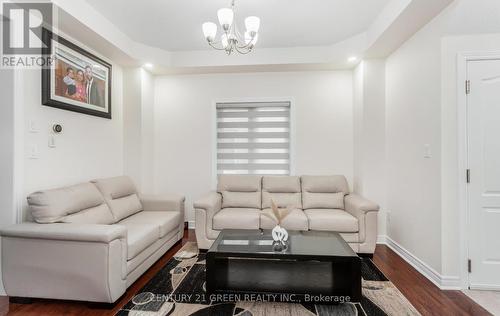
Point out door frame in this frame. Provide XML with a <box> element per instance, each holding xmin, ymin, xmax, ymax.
<box><xmin>457</xmin><ymin>52</ymin><xmax>500</xmax><ymax>290</ymax></box>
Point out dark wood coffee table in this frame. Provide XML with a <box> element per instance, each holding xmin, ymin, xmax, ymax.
<box><xmin>206</xmin><ymin>229</ymin><xmax>361</xmax><ymax>304</ymax></box>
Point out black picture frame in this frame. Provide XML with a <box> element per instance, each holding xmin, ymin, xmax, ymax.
<box><xmin>41</xmin><ymin>28</ymin><xmax>112</xmax><ymax>119</ymax></box>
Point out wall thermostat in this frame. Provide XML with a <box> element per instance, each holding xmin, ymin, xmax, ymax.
<box><xmin>52</xmin><ymin>124</ymin><xmax>63</xmax><ymax>133</ymax></box>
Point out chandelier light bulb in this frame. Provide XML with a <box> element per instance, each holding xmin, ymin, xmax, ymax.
<box><xmin>245</xmin><ymin>16</ymin><xmax>260</xmax><ymax>33</ymax></box>
<box><xmin>202</xmin><ymin>22</ymin><xmax>217</xmax><ymax>42</ymax></box>
<box><xmin>217</xmin><ymin>8</ymin><xmax>234</xmax><ymax>30</ymax></box>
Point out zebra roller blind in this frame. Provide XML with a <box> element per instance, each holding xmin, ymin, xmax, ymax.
<box><xmin>217</xmin><ymin>101</ymin><xmax>291</xmax><ymax>175</ymax></box>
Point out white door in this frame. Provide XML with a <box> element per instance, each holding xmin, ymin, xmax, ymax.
<box><xmin>467</xmin><ymin>59</ymin><xmax>500</xmax><ymax>290</ymax></box>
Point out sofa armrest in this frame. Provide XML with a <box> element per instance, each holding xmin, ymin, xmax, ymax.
<box><xmin>344</xmin><ymin>194</ymin><xmax>379</xmax><ymax>253</ymax></box>
<box><xmin>194</xmin><ymin>191</ymin><xmax>222</xmax><ymax>214</ymax></box>
<box><xmin>1</xmin><ymin>223</ymin><xmax>127</xmax><ymax>303</ymax></box>
<box><xmin>0</xmin><ymin>223</ymin><xmax>126</xmax><ymax>243</ymax></box>
<box><xmin>194</xmin><ymin>192</ymin><xmax>222</xmax><ymax>249</ymax></box>
<box><xmin>139</xmin><ymin>193</ymin><xmax>185</xmax><ymax>212</ymax></box>
<box><xmin>344</xmin><ymin>194</ymin><xmax>379</xmax><ymax>218</ymax></box>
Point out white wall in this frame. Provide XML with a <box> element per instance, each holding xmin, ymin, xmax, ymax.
<box><xmin>0</xmin><ymin>69</ymin><xmax>16</xmax><ymax>295</ymax></box>
<box><xmin>140</xmin><ymin>69</ymin><xmax>155</xmax><ymax>193</ymax></box>
<box><xmin>385</xmin><ymin>0</ymin><xmax>500</xmax><ymax>280</ymax></box>
<box><xmin>154</xmin><ymin>71</ymin><xmax>354</xmax><ymax>223</ymax></box>
<box><xmin>353</xmin><ymin>63</ymin><xmax>364</xmax><ymax>195</ymax></box>
<box><xmin>361</xmin><ymin>60</ymin><xmax>386</xmax><ymax>211</ymax></box>
<box><xmin>385</xmin><ymin>27</ymin><xmax>443</xmax><ymax>273</ymax></box>
<box><xmin>123</xmin><ymin>68</ymin><xmax>143</xmax><ymax>189</ymax></box>
<box><xmin>19</xmin><ymin>37</ymin><xmax>124</xmax><ymax>219</ymax></box>
<box><xmin>353</xmin><ymin>60</ymin><xmax>387</xmax><ymax>235</ymax></box>
<box><xmin>123</xmin><ymin>68</ymin><xmax>155</xmax><ymax>193</ymax></box>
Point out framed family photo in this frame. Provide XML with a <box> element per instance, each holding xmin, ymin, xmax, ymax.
<box><xmin>42</xmin><ymin>29</ymin><xmax>112</xmax><ymax>119</ymax></box>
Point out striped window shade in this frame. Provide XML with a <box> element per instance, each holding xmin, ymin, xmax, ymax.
<box><xmin>216</xmin><ymin>101</ymin><xmax>291</xmax><ymax>175</ymax></box>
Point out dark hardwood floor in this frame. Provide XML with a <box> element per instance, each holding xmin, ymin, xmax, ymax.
<box><xmin>373</xmin><ymin>246</ymin><xmax>490</xmax><ymax>316</ymax></box>
<box><xmin>0</xmin><ymin>229</ymin><xmax>491</xmax><ymax>316</ymax></box>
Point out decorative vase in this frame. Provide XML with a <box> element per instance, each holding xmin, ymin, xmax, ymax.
<box><xmin>272</xmin><ymin>240</ymin><xmax>288</xmax><ymax>252</ymax></box>
<box><xmin>271</xmin><ymin>225</ymin><xmax>288</xmax><ymax>244</ymax></box>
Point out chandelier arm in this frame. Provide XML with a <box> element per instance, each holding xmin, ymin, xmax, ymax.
<box><xmin>236</xmin><ymin>41</ymin><xmax>253</xmax><ymax>49</ymax></box>
<box><xmin>234</xmin><ymin>45</ymin><xmax>252</xmax><ymax>55</ymax></box>
<box><xmin>208</xmin><ymin>41</ymin><xmax>227</xmax><ymax>51</ymax></box>
<box><xmin>232</xmin><ymin>22</ymin><xmax>248</xmax><ymax>49</ymax></box>
<box><xmin>233</xmin><ymin>21</ymin><xmax>257</xmax><ymax>50</ymax></box>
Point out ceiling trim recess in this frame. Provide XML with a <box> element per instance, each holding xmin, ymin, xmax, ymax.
<box><xmin>52</xmin><ymin>0</ymin><xmax>454</xmax><ymax>74</ymax></box>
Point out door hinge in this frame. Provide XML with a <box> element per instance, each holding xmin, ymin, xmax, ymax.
<box><xmin>466</xmin><ymin>169</ymin><xmax>471</xmax><ymax>183</ymax></box>
<box><xmin>468</xmin><ymin>259</ymin><xmax>472</xmax><ymax>273</ymax></box>
<box><xmin>466</xmin><ymin>80</ymin><xmax>471</xmax><ymax>94</ymax></box>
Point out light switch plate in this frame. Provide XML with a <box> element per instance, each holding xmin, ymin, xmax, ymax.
<box><xmin>48</xmin><ymin>136</ymin><xmax>56</xmax><ymax>148</ymax></box>
<box><xmin>424</xmin><ymin>144</ymin><xmax>432</xmax><ymax>158</ymax></box>
<box><xmin>28</xmin><ymin>144</ymin><xmax>39</xmax><ymax>159</ymax></box>
<box><xmin>29</xmin><ymin>120</ymin><xmax>38</xmax><ymax>133</ymax></box>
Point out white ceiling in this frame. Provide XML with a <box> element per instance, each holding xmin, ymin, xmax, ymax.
<box><xmin>84</xmin><ymin>0</ymin><xmax>390</xmax><ymax>51</ymax></box>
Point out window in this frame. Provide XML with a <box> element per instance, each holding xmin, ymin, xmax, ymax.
<box><xmin>216</xmin><ymin>101</ymin><xmax>291</xmax><ymax>175</ymax></box>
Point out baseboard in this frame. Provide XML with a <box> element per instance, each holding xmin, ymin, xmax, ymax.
<box><xmin>188</xmin><ymin>220</ymin><xmax>195</xmax><ymax>229</ymax></box>
<box><xmin>469</xmin><ymin>284</ymin><xmax>500</xmax><ymax>291</ymax></box>
<box><xmin>441</xmin><ymin>275</ymin><xmax>462</xmax><ymax>290</ymax></box>
<box><xmin>377</xmin><ymin>235</ymin><xmax>462</xmax><ymax>290</ymax></box>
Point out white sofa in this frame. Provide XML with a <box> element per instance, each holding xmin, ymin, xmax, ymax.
<box><xmin>194</xmin><ymin>175</ymin><xmax>379</xmax><ymax>254</ymax></box>
<box><xmin>0</xmin><ymin>176</ymin><xmax>184</xmax><ymax>303</ymax></box>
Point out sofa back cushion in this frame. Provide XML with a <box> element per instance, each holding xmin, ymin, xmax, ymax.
<box><xmin>92</xmin><ymin>176</ymin><xmax>142</xmax><ymax>222</ymax></box>
<box><xmin>262</xmin><ymin>176</ymin><xmax>302</xmax><ymax>209</ymax></box>
<box><xmin>217</xmin><ymin>175</ymin><xmax>262</xmax><ymax>209</ymax></box>
<box><xmin>27</xmin><ymin>182</ymin><xmax>115</xmax><ymax>224</ymax></box>
<box><xmin>301</xmin><ymin>175</ymin><xmax>349</xmax><ymax>209</ymax></box>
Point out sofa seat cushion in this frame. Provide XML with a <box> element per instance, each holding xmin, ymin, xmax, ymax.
<box><xmin>260</xmin><ymin>208</ymin><xmax>308</xmax><ymax>231</ymax></box>
<box><xmin>305</xmin><ymin>209</ymin><xmax>358</xmax><ymax>233</ymax></box>
<box><xmin>119</xmin><ymin>211</ymin><xmax>180</xmax><ymax>238</ymax></box>
<box><xmin>213</xmin><ymin>208</ymin><xmax>261</xmax><ymax>230</ymax></box>
<box><xmin>119</xmin><ymin>222</ymin><xmax>159</xmax><ymax>260</ymax></box>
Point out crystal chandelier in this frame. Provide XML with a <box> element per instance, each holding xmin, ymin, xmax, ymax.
<box><xmin>202</xmin><ymin>0</ymin><xmax>261</xmax><ymax>55</ymax></box>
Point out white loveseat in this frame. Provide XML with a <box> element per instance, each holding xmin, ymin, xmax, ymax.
<box><xmin>194</xmin><ymin>175</ymin><xmax>379</xmax><ymax>254</ymax></box>
<box><xmin>0</xmin><ymin>176</ymin><xmax>184</xmax><ymax>303</ymax></box>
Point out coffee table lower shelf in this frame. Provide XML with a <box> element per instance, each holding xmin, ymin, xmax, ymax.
<box><xmin>206</xmin><ymin>252</ymin><xmax>361</xmax><ymax>304</ymax></box>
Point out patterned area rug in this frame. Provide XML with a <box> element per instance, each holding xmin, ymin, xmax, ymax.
<box><xmin>116</xmin><ymin>243</ymin><xmax>420</xmax><ymax>316</ymax></box>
